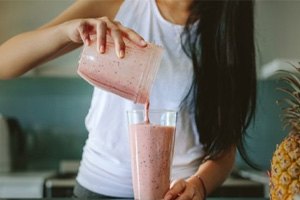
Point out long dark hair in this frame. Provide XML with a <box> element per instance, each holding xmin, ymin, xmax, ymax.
<box><xmin>182</xmin><ymin>0</ymin><xmax>257</xmax><ymax>166</ymax></box>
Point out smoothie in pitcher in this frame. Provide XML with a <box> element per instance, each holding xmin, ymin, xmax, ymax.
<box><xmin>129</xmin><ymin>123</ymin><xmax>175</xmax><ymax>200</ymax></box>
<box><xmin>77</xmin><ymin>35</ymin><xmax>163</xmax><ymax>104</ymax></box>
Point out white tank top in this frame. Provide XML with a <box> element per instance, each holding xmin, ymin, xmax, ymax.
<box><xmin>76</xmin><ymin>0</ymin><xmax>203</xmax><ymax>197</ymax></box>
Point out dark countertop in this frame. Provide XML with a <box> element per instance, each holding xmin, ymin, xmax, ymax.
<box><xmin>208</xmin><ymin>198</ymin><xmax>268</xmax><ymax>200</ymax></box>
<box><xmin>0</xmin><ymin>198</ymin><xmax>269</xmax><ymax>200</ymax></box>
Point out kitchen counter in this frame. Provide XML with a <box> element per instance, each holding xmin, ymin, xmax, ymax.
<box><xmin>0</xmin><ymin>198</ymin><xmax>269</xmax><ymax>200</ymax></box>
<box><xmin>0</xmin><ymin>171</ymin><xmax>266</xmax><ymax>198</ymax></box>
<box><xmin>209</xmin><ymin>199</ymin><xmax>268</xmax><ymax>200</ymax></box>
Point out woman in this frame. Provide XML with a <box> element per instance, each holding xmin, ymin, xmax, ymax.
<box><xmin>0</xmin><ymin>0</ymin><xmax>256</xmax><ymax>199</ymax></box>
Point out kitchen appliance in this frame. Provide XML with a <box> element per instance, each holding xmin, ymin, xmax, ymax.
<box><xmin>0</xmin><ymin>115</ymin><xmax>10</xmax><ymax>172</ymax></box>
<box><xmin>0</xmin><ymin>171</ymin><xmax>55</xmax><ymax>198</ymax></box>
<box><xmin>44</xmin><ymin>172</ymin><xmax>77</xmax><ymax>197</ymax></box>
<box><xmin>0</xmin><ymin>114</ymin><xmax>26</xmax><ymax>172</ymax></box>
<box><xmin>44</xmin><ymin>160</ymin><xmax>80</xmax><ymax>197</ymax></box>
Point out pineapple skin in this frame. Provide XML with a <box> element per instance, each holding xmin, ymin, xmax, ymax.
<box><xmin>270</xmin><ymin>132</ymin><xmax>300</xmax><ymax>200</ymax></box>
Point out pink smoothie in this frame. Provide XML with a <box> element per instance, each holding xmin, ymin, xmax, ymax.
<box><xmin>129</xmin><ymin>123</ymin><xmax>175</xmax><ymax>200</ymax></box>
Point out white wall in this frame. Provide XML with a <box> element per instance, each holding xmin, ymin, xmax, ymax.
<box><xmin>0</xmin><ymin>0</ymin><xmax>80</xmax><ymax>76</ymax></box>
<box><xmin>0</xmin><ymin>1</ymin><xmax>71</xmax><ymax>41</ymax></box>
<box><xmin>255</xmin><ymin>0</ymin><xmax>300</xmax><ymax>77</ymax></box>
<box><xmin>1</xmin><ymin>0</ymin><xmax>300</xmax><ymax>77</ymax></box>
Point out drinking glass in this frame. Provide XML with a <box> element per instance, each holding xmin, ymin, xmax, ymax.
<box><xmin>127</xmin><ymin>110</ymin><xmax>177</xmax><ymax>200</ymax></box>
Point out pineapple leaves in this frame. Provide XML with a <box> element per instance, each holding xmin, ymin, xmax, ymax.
<box><xmin>281</xmin><ymin>75</ymin><xmax>300</xmax><ymax>93</ymax></box>
<box><xmin>277</xmin><ymin>88</ymin><xmax>300</xmax><ymax>105</ymax></box>
<box><xmin>282</xmin><ymin>108</ymin><xmax>300</xmax><ymax>117</ymax></box>
<box><xmin>277</xmin><ymin>64</ymin><xmax>300</xmax><ymax>131</ymax></box>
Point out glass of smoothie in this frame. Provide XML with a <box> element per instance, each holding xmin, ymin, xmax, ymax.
<box><xmin>77</xmin><ymin>35</ymin><xmax>163</xmax><ymax>104</ymax></box>
<box><xmin>127</xmin><ymin>110</ymin><xmax>177</xmax><ymax>200</ymax></box>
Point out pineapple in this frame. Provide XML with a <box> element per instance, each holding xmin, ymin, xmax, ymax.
<box><xmin>270</xmin><ymin>64</ymin><xmax>300</xmax><ymax>200</ymax></box>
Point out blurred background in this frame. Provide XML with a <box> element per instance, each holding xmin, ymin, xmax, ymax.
<box><xmin>0</xmin><ymin>0</ymin><xmax>300</xmax><ymax>198</ymax></box>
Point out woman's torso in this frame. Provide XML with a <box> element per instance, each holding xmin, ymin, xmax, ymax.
<box><xmin>76</xmin><ymin>0</ymin><xmax>203</xmax><ymax>197</ymax></box>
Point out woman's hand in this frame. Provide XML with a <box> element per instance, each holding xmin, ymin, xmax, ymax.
<box><xmin>61</xmin><ymin>17</ymin><xmax>147</xmax><ymax>58</ymax></box>
<box><xmin>164</xmin><ymin>177</ymin><xmax>206</xmax><ymax>200</ymax></box>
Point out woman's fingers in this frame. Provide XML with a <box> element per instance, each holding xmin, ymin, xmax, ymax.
<box><xmin>77</xmin><ymin>21</ymin><xmax>92</xmax><ymax>45</ymax></box>
<box><xmin>164</xmin><ymin>179</ymin><xmax>186</xmax><ymax>200</ymax></box>
<box><xmin>96</xmin><ymin>20</ymin><xmax>107</xmax><ymax>53</ymax></box>
<box><xmin>111</xmin><ymin>28</ymin><xmax>125</xmax><ymax>58</ymax></box>
<box><xmin>164</xmin><ymin>179</ymin><xmax>203</xmax><ymax>200</ymax></box>
<box><xmin>176</xmin><ymin>186</ymin><xmax>196</xmax><ymax>200</ymax></box>
<box><xmin>75</xmin><ymin>17</ymin><xmax>146</xmax><ymax>58</ymax></box>
<box><xmin>100</xmin><ymin>17</ymin><xmax>126</xmax><ymax>58</ymax></box>
<box><xmin>116</xmin><ymin>23</ymin><xmax>147</xmax><ymax>47</ymax></box>
<box><xmin>100</xmin><ymin>17</ymin><xmax>147</xmax><ymax>57</ymax></box>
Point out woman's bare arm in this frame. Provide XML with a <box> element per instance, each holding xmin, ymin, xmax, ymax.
<box><xmin>164</xmin><ymin>147</ymin><xmax>236</xmax><ymax>200</ymax></box>
<box><xmin>0</xmin><ymin>0</ymin><xmax>123</xmax><ymax>79</ymax></box>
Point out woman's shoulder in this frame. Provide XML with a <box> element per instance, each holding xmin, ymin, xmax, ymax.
<box><xmin>89</xmin><ymin>0</ymin><xmax>153</xmax><ymax>20</ymax></box>
<box><xmin>77</xmin><ymin>0</ymin><xmax>125</xmax><ymax>19</ymax></box>
<box><xmin>114</xmin><ymin>0</ymin><xmax>151</xmax><ymax>23</ymax></box>
<box><xmin>116</xmin><ymin>0</ymin><xmax>150</xmax><ymax>12</ymax></box>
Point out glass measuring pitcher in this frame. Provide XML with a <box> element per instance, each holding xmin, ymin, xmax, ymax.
<box><xmin>77</xmin><ymin>35</ymin><xmax>163</xmax><ymax>104</ymax></box>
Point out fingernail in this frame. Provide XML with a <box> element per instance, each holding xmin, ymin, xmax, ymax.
<box><xmin>85</xmin><ymin>39</ymin><xmax>90</xmax><ymax>46</ymax></box>
<box><xmin>100</xmin><ymin>45</ymin><xmax>104</xmax><ymax>53</ymax></box>
<box><xmin>119</xmin><ymin>49</ymin><xmax>124</xmax><ymax>58</ymax></box>
<box><xmin>140</xmin><ymin>39</ymin><xmax>147</xmax><ymax>46</ymax></box>
<box><xmin>164</xmin><ymin>194</ymin><xmax>172</xmax><ymax>200</ymax></box>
